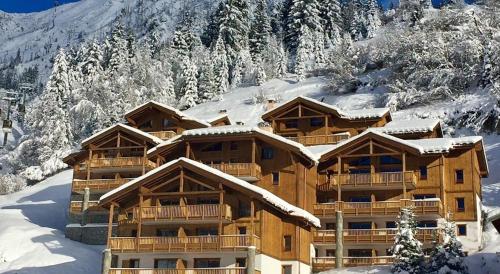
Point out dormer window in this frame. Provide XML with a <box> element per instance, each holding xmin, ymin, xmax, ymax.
<box><xmin>285</xmin><ymin>120</ymin><xmax>298</xmax><ymax>129</ymax></box>
<box><xmin>162</xmin><ymin>119</ymin><xmax>172</xmax><ymax>128</ymax></box>
<box><xmin>202</xmin><ymin>143</ymin><xmax>223</xmax><ymax>152</ymax></box>
<box><xmin>138</xmin><ymin>120</ymin><xmax>152</xmax><ymax>130</ymax></box>
<box><xmin>310</xmin><ymin>117</ymin><xmax>325</xmax><ymax>127</ymax></box>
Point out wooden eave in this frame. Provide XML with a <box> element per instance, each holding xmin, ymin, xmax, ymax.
<box><xmin>124</xmin><ymin>102</ymin><xmax>209</xmax><ymax>129</ymax></box>
<box><xmin>63</xmin><ymin>150</ymin><xmax>87</xmax><ymax>166</ymax></box>
<box><xmin>261</xmin><ymin>97</ymin><xmax>343</xmax><ymax>121</ymax></box>
<box><xmin>81</xmin><ymin>125</ymin><xmax>158</xmax><ymax>149</ymax></box>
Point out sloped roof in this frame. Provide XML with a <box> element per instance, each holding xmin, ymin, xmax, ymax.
<box><xmin>81</xmin><ymin>123</ymin><xmax>162</xmax><ymax>148</ymax></box>
<box><xmin>124</xmin><ymin>101</ymin><xmax>211</xmax><ymax>127</ymax></box>
<box><xmin>206</xmin><ymin>113</ymin><xmax>232</xmax><ymax>126</ymax></box>
<box><xmin>261</xmin><ymin>96</ymin><xmax>390</xmax><ymax>121</ymax></box>
<box><xmin>374</xmin><ymin>119</ymin><xmax>442</xmax><ymax>135</ymax></box>
<box><xmin>99</xmin><ymin>157</ymin><xmax>320</xmax><ymax>227</ymax></box>
<box><xmin>148</xmin><ymin>125</ymin><xmax>319</xmax><ymax>165</ymax></box>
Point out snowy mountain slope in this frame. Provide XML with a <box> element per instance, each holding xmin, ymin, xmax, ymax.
<box><xmin>0</xmin><ymin>170</ymin><xmax>101</xmax><ymax>274</ymax></box>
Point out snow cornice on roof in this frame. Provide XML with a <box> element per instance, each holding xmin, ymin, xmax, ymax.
<box><xmin>124</xmin><ymin>100</ymin><xmax>211</xmax><ymax>127</ymax></box>
<box><xmin>81</xmin><ymin>123</ymin><xmax>163</xmax><ymax>147</ymax></box>
<box><xmin>261</xmin><ymin>95</ymin><xmax>390</xmax><ymax>121</ymax></box>
<box><xmin>374</xmin><ymin>118</ymin><xmax>441</xmax><ymax>135</ymax></box>
<box><xmin>99</xmin><ymin>157</ymin><xmax>320</xmax><ymax>227</ymax></box>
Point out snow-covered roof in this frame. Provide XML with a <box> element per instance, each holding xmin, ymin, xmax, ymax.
<box><xmin>149</xmin><ymin>125</ymin><xmax>319</xmax><ymax>164</ymax></box>
<box><xmin>406</xmin><ymin>136</ymin><xmax>484</xmax><ymax>154</ymax></box>
<box><xmin>374</xmin><ymin>119</ymin><xmax>441</xmax><ymax>135</ymax></box>
<box><xmin>124</xmin><ymin>100</ymin><xmax>211</xmax><ymax>127</ymax></box>
<box><xmin>81</xmin><ymin>123</ymin><xmax>162</xmax><ymax>147</ymax></box>
<box><xmin>205</xmin><ymin>113</ymin><xmax>231</xmax><ymax>125</ymax></box>
<box><xmin>262</xmin><ymin>96</ymin><xmax>390</xmax><ymax>121</ymax></box>
<box><xmin>100</xmin><ymin>157</ymin><xmax>320</xmax><ymax>227</ymax></box>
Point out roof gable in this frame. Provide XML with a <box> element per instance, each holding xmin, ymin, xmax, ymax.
<box><xmin>99</xmin><ymin>157</ymin><xmax>320</xmax><ymax>227</ymax></box>
<box><xmin>81</xmin><ymin>123</ymin><xmax>162</xmax><ymax>148</ymax></box>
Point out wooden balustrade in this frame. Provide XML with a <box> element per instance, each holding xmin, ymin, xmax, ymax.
<box><xmin>109</xmin><ymin>268</ymin><xmax>246</xmax><ymax>274</ymax></box>
<box><xmin>313</xmin><ymin>200</ymin><xmax>443</xmax><ymax>217</ymax></box>
<box><xmin>312</xmin><ymin>256</ymin><xmax>395</xmax><ymax>271</ymax></box>
<box><xmin>70</xmin><ymin>201</ymin><xmax>102</xmax><ymax>213</ymax></box>
<box><xmin>148</xmin><ymin>131</ymin><xmax>178</xmax><ymax>140</ymax></box>
<box><xmin>88</xmin><ymin>157</ymin><xmax>156</xmax><ymax>169</ymax></box>
<box><xmin>209</xmin><ymin>163</ymin><xmax>262</xmax><ymax>180</ymax></box>
<box><xmin>317</xmin><ymin>171</ymin><xmax>417</xmax><ymax>191</ymax></box>
<box><xmin>72</xmin><ymin>178</ymin><xmax>130</xmax><ymax>192</ymax></box>
<box><xmin>313</xmin><ymin>228</ymin><xmax>441</xmax><ymax>244</ymax></box>
<box><xmin>109</xmin><ymin>235</ymin><xmax>260</xmax><ymax>253</ymax></box>
<box><xmin>285</xmin><ymin>134</ymin><xmax>349</xmax><ymax>146</ymax></box>
<box><xmin>134</xmin><ymin>204</ymin><xmax>232</xmax><ymax>222</ymax></box>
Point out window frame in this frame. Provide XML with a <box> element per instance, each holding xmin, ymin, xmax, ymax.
<box><xmin>457</xmin><ymin>224</ymin><xmax>467</xmax><ymax>236</ymax></box>
<box><xmin>284</xmin><ymin>119</ymin><xmax>298</xmax><ymax>129</ymax></box>
<box><xmin>261</xmin><ymin>147</ymin><xmax>274</xmax><ymax>160</ymax></box>
<box><xmin>310</xmin><ymin>117</ymin><xmax>325</xmax><ymax>127</ymax></box>
<box><xmin>272</xmin><ymin>172</ymin><xmax>280</xmax><ymax>185</ymax></box>
<box><xmin>455</xmin><ymin>169</ymin><xmax>464</xmax><ymax>184</ymax></box>
<box><xmin>419</xmin><ymin>166</ymin><xmax>428</xmax><ymax>180</ymax></box>
<box><xmin>283</xmin><ymin>235</ymin><xmax>292</xmax><ymax>251</ymax></box>
<box><xmin>456</xmin><ymin>197</ymin><xmax>465</xmax><ymax>212</ymax></box>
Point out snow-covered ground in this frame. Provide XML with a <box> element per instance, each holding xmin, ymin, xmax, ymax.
<box><xmin>0</xmin><ymin>170</ymin><xmax>102</xmax><ymax>274</ymax></box>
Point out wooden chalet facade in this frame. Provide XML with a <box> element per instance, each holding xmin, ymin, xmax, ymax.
<box><xmin>62</xmin><ymin>98</ymin><xmax>489</xmax><ymax>273</ymax></box>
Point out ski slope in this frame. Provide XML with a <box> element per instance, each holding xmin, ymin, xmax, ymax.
<box><xmin>0</xmin><ymin>170</ymin><xmax>101</xmax><ymax>274</ymax></box>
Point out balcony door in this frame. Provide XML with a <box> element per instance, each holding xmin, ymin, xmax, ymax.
<box><xmin>154</xmin><ymin>259</ymin><xmax>176</xmax><ymax>269</ymax></box>
<box><xmin>348</xmin><ymin>222</ymin><xmax>371</xmax><ymax>230</ymax></box>
<box><xmin>194</xmin><ymin>258</ymin><xmax>220</xmax><ymax>268</ymax></box>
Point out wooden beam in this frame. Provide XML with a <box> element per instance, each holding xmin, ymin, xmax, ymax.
<box><xmin>402</xmin><ymin>152</ymin><xmax>407</xmax><ymax>199</ymax></box>
<box><xmin>250</xmin><ymin>199</ymin><xmax>255</xmax><ymax>235</ymax></box>
<box><xmin>142</xmin><ymin>190</ymin><xmax>223</xmax><ymax>197</ymax></box>
<box><xmin>137</xmin><ymin>194</ymin><xmax>143</xmax><ymax>251</ymax></box>
<box><xmin>252</xmin><ymin>138</ymin><xmax>256</xmax><ymax>164</ymax></box>
<box><xmin>185</xmin><ymin>142</ymin><xmax>191</xmax><ymax>158</ymax></box>
<box><xmin>180</xmin><ymin>167</ymin><xmax>184</xmax><ymax>192</ymax></box>
<box><xmin>117</xmin><ymin>132</ymin><xmax>121</xmax><ymax>148</ymax></box>
<box><xmin>106</xmin><ymin>203</ymin><xmax>114</xmax><ymax>248</ymax></box>
<box><xmin>337</xmin><ymin>156</ymin><xmax>342</xmax><ymax>202</ymax></box>
<box><xmin>183</xmin><ymin>174</ymin><xmax>216</xmax><ymax>190</ymax></box>
<box><xmin>86</xmin><ymin>149</ymin><xmax>92</xmax><ymax>180</ymax></box>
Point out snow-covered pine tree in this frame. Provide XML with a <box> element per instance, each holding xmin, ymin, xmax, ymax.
<box><xmin>198</xmin><ymin>58</ymin><xmax>216</xmax><ymax>102</ymax></box>
<box><xmin>178</xmin><ymin>57</ymin><xmax>199</xmax><ymax>110</ymax></box>
<box><xmin>344</xmin><ymin>0</ymin><xmax>365</xmax><ymax>41</ymax></box>
<box><xmin>365</xmin><ymin>0</ymin><xmax>382</xmax><ymax>38</ymax></box>
<box><xmin>285</xmin><ymin>0</ymin><xmax>323</xmax><ymax>53</ymax></box>
<box><xmin>213</xmin><ymin>37</ymin><xmax>230</xmax><ymax>97</ymax></box>
<box><xmin>201</xmin><ymin>1</ymin><xmax>225</xmax><ymax>48</ymax></box>
<box><xmin>81</xmin><ymin>40</ymin><xmax>103</xmax><ymax>93</ymax></box>
<box><xmin>255</xmin><ymin>57</ymin><xmax>266</xmax><ymax>86</ymax></box>
<box><xmin>107</xmin><ymin>24</ymin><xmax>129</xmax><ymax>72</ymax></box>
<box><xmin>295</xmin><ymin>26</ymin><xmax>310</xmax><ymax>82</ymax></box>
<box><xmin>428</xmin><ymin>219</ymin><xmax>468</xmax><ymax>274</ymax></box>
<box><xmin>172</xmin><ymin>12</ymin><xmax>199</xmax><ymax>57</ymax></box>
<box><xmin>276</xmin><ymin>40</ymin><xmax>288</xmax><ymax>78</ymax></box>
<box><xmin>159</xmin><ymin>64</ymin><xmax>176</xmax><ymax>104</ymax></box>
<box><xmin>319</xmin><ymin>0</ymin><xmax>343</xmax><ymax>48</ymax></box>
<box><xmin>29</xmin><ymin>49</ymin><xmax>74</xmax><ymax>174</ymax></box>
<box><xmin>218</xmin><ymin>0</ymin><xmax>250</xmax><ymax>62</ymax></box>
<box><xmin>249</xmin><ymin>0</ymin><xmax>271</xmax><ymax>59</ymax></box>
<box><xmin>391</xmin><ymin>207</ymin><xmax>425</xmax><ymax>274</ymax></box>
<box><xmin>313</xmin><ymin>31</ymin><xmax>326</xmax><ymax>69</ymax></box>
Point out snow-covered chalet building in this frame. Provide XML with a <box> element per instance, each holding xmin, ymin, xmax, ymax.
<box><xmin>63</xmin><ymin>97</ymin><xmax>489</xmax><ymax>274</ymax></box>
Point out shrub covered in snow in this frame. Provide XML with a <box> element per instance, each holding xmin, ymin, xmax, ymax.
<box><xmin>0</xmin><ymin>174</ymin><xmax>27</xmax><ymax>194</ymax></box>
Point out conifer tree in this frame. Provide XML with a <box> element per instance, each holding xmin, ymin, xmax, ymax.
<box><xmin>345</xmin><ymin>0</ymin><xmax>365</xmax><ymax>41</ymax></box>
<box><xmin>198</xmin><ymin>58</ymin><xmax>216</xmax><ymax>102</ymax></box>
<box><xmin>285</xmin><ymin>0</ymin><xmax>323</xmax><ymax>52</ymax></box>
<box><xmin>249</xmin><ymin>0</ymin><xmax>271</xmax><ymax>59</ymax></box>
<box><xmin>201</xmin><ymin>2</ymin><xmax>225</xmax><ymax>48</ymax></box>
<box><xmin>213</xmin><ymin>37</ymin><xmax>230</xmax><ymax>97</ymax></box>
<box><xmin>365</xmin><ymin>0</ymin><xmax>382</xmax><ymax>38</ymax></box>
<box><xmin>107</xmin><ymin>24</ymin><xmax>128</xmax><ymax>72</ymax></box>
<box><xmin>391</xmin><ymin>207</ymin><xmax>425</xmax><ymax>274</ymax></box>
<box><xmin>319</xmin><ymin>0</ymin><xmax>343</xmax><ymax>48</ymax></box>
<box><xmin>172</xmin><ymin>12</ymin><xmax>199</xmax><ymax>57</ymax></box>
<box><xmin>295</xmin><ymin>27</ymin><xmax>309</xmax><ymax>82</ymax></box>
<box><xmin>276</xmin><ymin>41</ymin><xmax>288</xmax><ymax>78</ymax></box>
<box><xmin>428</xmin><ymin>220</ymin><xmax>468</xmax><ymax>274</ymax></box>
<box><xmin>218</xmin><ymin>0</ymin><xmax>250</xmax><ymax>62</ymax></box>
<box><xmin>178</xmin><ymin>57</ymin><xmax>199</xmax><ymax>110</ymax></box>
<box><xmin>255</xmin><ymin>58</ymin><xmax>266</xmax><ymax>86</ymax></box>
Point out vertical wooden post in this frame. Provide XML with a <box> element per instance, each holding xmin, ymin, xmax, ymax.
<box><xmin>337</xmin><ymin>156</ymin><xmax>342</xmax><ymax>202</ymax></box>
<box><xmin>107</xmin><ymin>203</ymin><xmax>115</xmax><ymax>248</ymax></box>
<box><xmin>335</xmin><ymin>211</ymin><xmax>343</xmax><ymax>268</ymax></box>
<box><xmin>402</xmin><ymin>152</ymin><xmax>407</xmax><ymax>199</ymax></box>
<box><xmin>137</xmin><ymin>194</ymin><xmax>143</xmax><ymax>251</ymax></box>
<box><xmin>219</xmin><ymin>183</ymin><xmax>223</xmax><ymax>236</ymax></box>
<box><xmin>440</xmin><ymin>155</ymin><xmax>447</xmax><ymax>214</ymax></box>
<box><xmin>142</xmin><ymin>144</ymin><xmax>147</xmax><ymax>175</ymax></box>
<box><xmin>324</xmin><ymin>115</ymin><xmax>329</xmax><ymax>136</ymax></box>
<box><xmin>185</xmin><ymin>142</ymin><xmax>191</xmax><ymax>158</ymax></box>
<box><xmin>116</xmin><ymin>132</ymin><xmax>121</xmax><ymax>158</ymax></box>
<box><xmin>251</xmin><ymin>138</ymin><xmax>256</xmax><ymax>164</ymax></box>
<box><xmin>87</xmin><ymin>149</ymin><xmax>93</xmax><ymax>180</ymax></box>
<box><xmin>250</xmin><ymin>199</ymin><xmax>255</xmax><ymax>236</ymax></box>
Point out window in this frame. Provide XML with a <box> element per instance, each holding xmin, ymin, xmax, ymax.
<box><xmin>131</xmin><ymin>229</ymin><xmax>137</xmax><ymax>237</ymax></box>
<box><xmin>419</xmin><ymin>166</ymin><xmax>428</xmax><ymax>180</ymax></box>
<box><xmin>159</xmin><ymin>199</ymin><xmax>180</xmax><ymax>206</ymax></box>
<box><xmin>138</xmin><ymin>120</ymin><xmax>152</xmax><ymax>129</ymax></box>
<box><xmin>349</xmin><ymin>196</ymin><xmax>371</xmax><ymax>203</ymax></box>
<box><xmin>380</xmin><ymin>156</ymin><xmax>402</xmax><ymax>165</ymax></box>
<box><xmin>350</xmin><ymin>169</ymin><xmax>371</xmax><ymax>174</ymax></box>
<box><xmin>261</xmin><ymin>147</ymin><xmax>274</xmax><ymax>160</ymax></box>
<box><xmin>194</xmin><ymin>259</ymin><xmax>220</xmax><ymax>268</ymax></box>
<box><xmin>348</xmin><ymin>222</ymin><xmax>372</xmax><ymax>229</ymax></box>
<box><xmin>197</xmin><ymin>228</ymin><xmax>218</xmax><ymax>236</ymax></box>
<box><xmin>197</xmin><ymin>198</ymin><xmax>219</xmax><ymax>205</ymax></box>
<box><xmin>201</xmin><ymin>143</ymin><xmax>223</xmax><ymax>152</ymax></box>
<box><xmin>238</xmin><ymin>200</ymin><xmax>251</xmax><ymax>217</ymax></box>
<box><xmin>156</xmin><ymin>229</ymin><xmax>177</xmax><ymax>237</ymax></box>
<box><xmin>230</xmin><ymin>142</ymin><xmax>238</xmax><ymax>150</ymax></box>
<box><xmin>326</xmin><ymin>249</ymin><xmax>336</xmax><ymax>257</ymax></box>
<box><xmin>238</xmin><ymin>227</ymin><xmax>247</xmax><ymax>235</ymax></box>
<box><xmin>456</xmin><ymin>170</ymin><xmax>464</xmax><ymax>184</ymax></box>
<box><xmin>413</xmin><ymin>194</ymin><xmax>436</xmax><ymax>200</ymax></box>
<box><xmin>310</xmin><ymin>117</ymin><xmax>325</xmax><ymax>127</ymax></box>
<box><xmin>129</xmin><ymin>259</ymin><xmax>140</xmax><ymax>268</ymax></box>
<box><xmin>236</xmin><ymin>258</ymin><xmax>246</xmax><ymax>267</ymax></box>
<box><xmin>272</xmin><ymin>172</ymin><xmax>280</xmax><ymax>185</ymax></box>
<box><xmin>154</xmin><ymin>259</ymin><xmax>176</xmax><ymax>269</ymax></box>
<box><xmin>283</xmin><ymin>235</ymin><xmax>292</xmax><ymax>251</ymax></box>
<box><xmin>457</xmin><ymin>224</ymin><xmax>467</xmax><ymax>236</ymax></box>
<box><xmin>386</xmin><ymin>221</ymin><xmax>396</xmax><ymax>229</ymax></box>
<box><xmin>162</xmin><ymin>119</ymin><xmax>172</xmax><ymax>128</ymax></box>
<box><xmin>285</xmin><ymin>119</ymin><xmax>298</xmax><ymax>128</ymax></box>
<box><xmin>325</xmin><ymin>223</ymin><xmax>336</xmax><ymax>230</ymax></box>
<box><xmin>418</xmin><ymin>221</ymin><xmax>437</xmax><ymax>228</ymax></box>
<box><xmin>282</xmin><ymin>265</ymin><xmax>292</xmax><ymax>274</ymax></box>
<box><xmin>456</xmin><ymin>198</ymin><xmax>465</xmax><ymax>212</ymax></box>
<box><xmin>348</xmin><ymin>249</ymin><xmax>372</xmax><ymax>257</ymax></box>
<box><xmin>349</xmin><ymin>157</ymin><xmax>371</xmax><ymax>166</ymax></box>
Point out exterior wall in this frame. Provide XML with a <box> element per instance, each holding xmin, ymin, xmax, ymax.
<box><xmin>256</xmin><ymin>254</ymin><xmax>311</xmax><ymax>274</ymax></box>
<box><xmin>115</xmin><ymin>252</ymin><xmax>247</xmax><ymax>268</ymax></box>
<box><xmin>65</xmin><ymin>224</ymin><xmax>116</xmax><ymax>245</ymax></box>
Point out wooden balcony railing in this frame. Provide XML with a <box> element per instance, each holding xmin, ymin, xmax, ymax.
<box><xmin>312</xmin><ymin>256</ymin><xmax>395</xmax><ymax>271</ymax></box>
<box><xmin>72</xmin><ymin>178</ymin><xmax>131</xmax><ymax>192</ymax></box>
<box><xmin>317</xmin><ymin>171</ymin><xmax>417</xmax><ymax>191</ymax></box>
<box><xmin>109</xmin><ymin>268</ymin><xmax>246</xmax><ymax>274</ymax></box>
<box><xmin>313</xmin><ymin>228</ymin><xmax>441</xmax><ymax>244</ymax></box>
<box><xmin>109</xmin><ymin>235</ymin><xmax>260</xmax><ymax>253</ymax></box>
<box><xmin>70</xmin><ymin>201</ymin><xmax>103</xmax><ymax>213</ymax></box>
<box><xmin>209</xmin><ymin>163</ymin><xmax>262</xmax><ymax>180</ymax></box>
<box><xmin>122</xmin><ymin>204</ymin><xmax>232</xmax><ymax>223</ymax></box>
<box><xmin>313</xmin><ymin>200</ymin><xmax>443</xmax><ymax>217</ymax></box>
<box><xmin>285</xmin><ymin>134</ymin><xmax>349</xmax><ymax>146</ymax></box>
<box><xmin>149</xmin><ymin>131</ymin><xmax>178</xmax><ymax>140</ymax></box>
<box><xmin>88</xmin><ymin>157</ymin><xmax>156</xmax><ymax>169</ymax></box>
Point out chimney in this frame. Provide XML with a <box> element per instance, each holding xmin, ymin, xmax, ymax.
<box><xmin>236</xmin><ymin>121</ymin><xmax>245</xmax><ymax>126</ymax></box>
<box><xmin>219</xmin><ymin>109</ymin><xmax>227</xmax><ymax>114</ymax></box>
<box><xmin>265</xmin><ymin>99</ymin><xmax>276</xmax><ymax>112</ymax></box>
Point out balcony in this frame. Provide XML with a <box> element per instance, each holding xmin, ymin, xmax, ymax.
<box><xmin>209</xmin><ymin>163</ymin><xmax>262</xmax><ymax>181</ymax></box>
<box><xmin>313</xmin><ymin>200</ymin><xmax>443</xmax><ymax>217</ymax></box>
<box><xmin>149</xmin><ymin>130</ymin><xmax>177</xmax><ymax>140</ymax></box>
<box><xmin>88</xmin><ymin>157</ymin><xmax>156</xmax><ymax>169</ymax></box>
<box><xmin>313</xmin><ymin>228</ymin><xmax>441</xmax><ymax>244</ymax></box>
<box><xmin>70</xmin><ymin>201</ymin><xmax>103</xmax><ymax>213</ymax></box>
<box><xmin>285</xmin><ymin>134</ymin><xmax>349</xmax><ymax>146</ymax></box>
<box><xmin>109</xmin><ymin>268</ymin><xmax>246</xmax><ymax>274</ymax></box>
<box><xmin>120</xmin><ymin>204</ymin><xmax>232</xmax><ymax>224</ymax></box>
<box><xmin>72</xmin><ymin>178</ymin><xmax>131</xmax><ymax>192</ymax></box>
<box><xmin>109</xmin><ymin>235</ymin><xmax>261</xmax><ymax>253</ymax></box>
<box><xmin>312</xmin><ymin>256</ymin><xmax>395</xmax><ymax>271</ymax></box>
<box><xmin>317</xmin><ymin>171</ymin><xmax>417</xmax><ymax>192</ymax></box>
